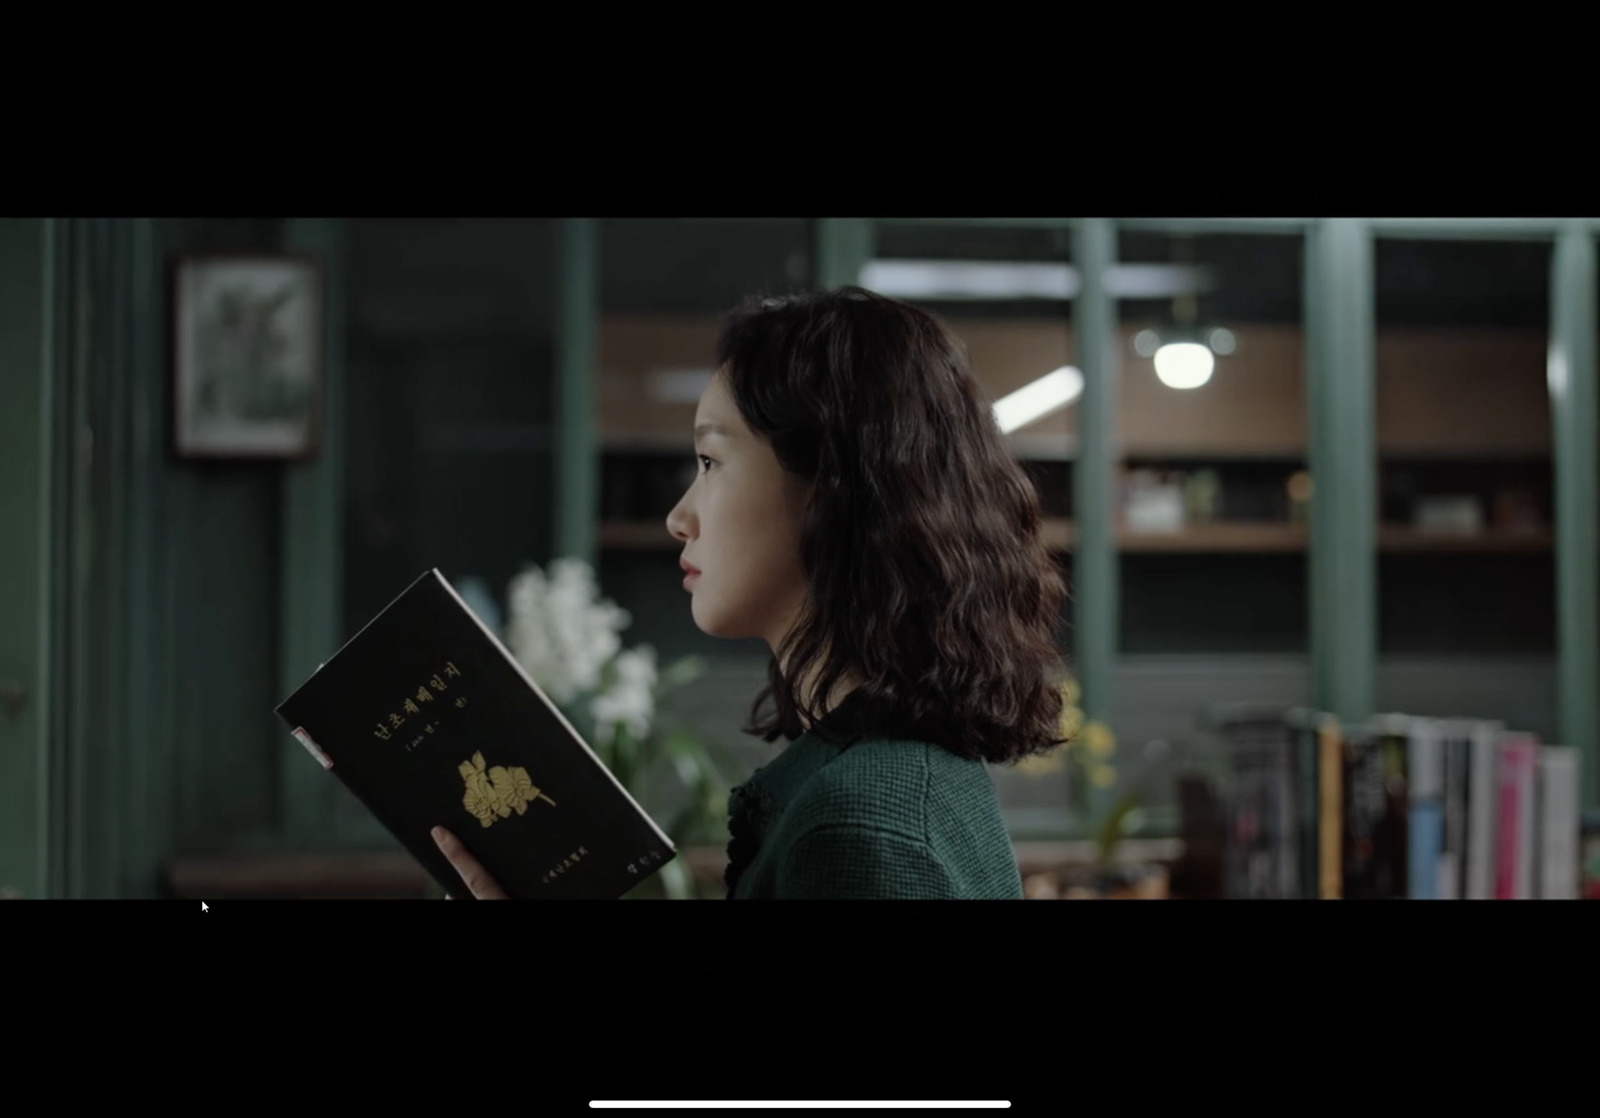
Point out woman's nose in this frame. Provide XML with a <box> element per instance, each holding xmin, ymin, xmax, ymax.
<box><xmin>666</xmin><ymin>496</ymin><xmax>692</xmax><ymax>542</ymax></box>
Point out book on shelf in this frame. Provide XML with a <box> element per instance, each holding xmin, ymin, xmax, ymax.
<box><xmin>1435</xmin><ymin>719</ymin><xmax>1473</xmax><ymax>900</ymax></box>
<box><xmin>274</xmin><ymin>569</ymin><xmax>676</xmax><ymax>900</ymax></box>
<box><xmin>1406</xmin><ymin>716</ymin><xmax>1443</xmax><ymax>900</ymax></box>
<box><xmin>1537</xmin><ymin>746</ymin><xmax>1582</xmax><ymax>900</ymax></box>
<box><xmin>1339</xmin><ymin>725</ymin><xmax>1385</xmax><ymax>900</ymax></box>
<box><xmin>1495</xmin><ymin>733</ymin><xmax>1539</xmax><ymax>900</ymax></box>
<box><xmin>1213</xmin><ymin>705</ymin><xmax>1297</xmax><ymax>900</ymax></box>
<box><xmin>1317</xmin><ymin>711</ymin><xmax>1342</xmax><ymax>900</ymax></box>
<box><xmin>1373</xmin><ymin>714</ymin><xmax>1411</xmax><ymax>900</ymax></box>
<box><xmin>1464</xmin><ymin>720</ymin><xmax>1503</xmax><ymax>900</ymax></box>
<box><xmin>1188</xmin><ymin>705</ymin><xmax>1585</xmax><ymax>900</ymax></box>
<box><xmin>1286</xmin><ymin>708</ymin><xmax>1322</xmax><ymax>901</ymax></box>
<box><xmin>1582</xmin><ymin>813</ymin><xmax>1600</xmax><ymax>900</ymax></box>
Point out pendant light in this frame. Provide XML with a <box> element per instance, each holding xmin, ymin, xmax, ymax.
<box><xmin>1131</xmin><ymin>235</ymin><xmax>1235</xmax><ymax>390</ymax></box>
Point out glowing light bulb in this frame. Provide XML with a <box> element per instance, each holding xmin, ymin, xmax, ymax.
<box><xmin>1153</xmin><ymin>342</ymin><xmax>1214</xmax><ymax>389</ymax></box>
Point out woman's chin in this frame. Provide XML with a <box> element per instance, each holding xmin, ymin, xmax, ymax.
<box><xmin>690</xmin><ymin>600</ymin><xmax>748</xmax><ymax>641</ymax></box>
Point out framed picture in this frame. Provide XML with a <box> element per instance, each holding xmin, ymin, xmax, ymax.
<box><xmin>171</xmin><ymin>252</ymin><xmax>323</xmax><ymax>460</ymax></box>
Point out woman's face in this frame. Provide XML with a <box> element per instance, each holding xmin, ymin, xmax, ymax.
<box><xmin>665</xmin><ymin>370</ymin><xmax>811</xmax><ymax>650</ymax></box>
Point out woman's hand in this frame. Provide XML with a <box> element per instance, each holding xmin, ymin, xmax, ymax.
<box><xmin>432</xmin><ymin>826</ymin><xmax>509</xmax><ymax>899</ymax></box>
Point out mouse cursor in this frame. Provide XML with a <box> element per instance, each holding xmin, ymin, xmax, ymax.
<box><xmin>201</xmin><ymin>902</ymin><xmax>209</xmax><ymax>912</ymax></box>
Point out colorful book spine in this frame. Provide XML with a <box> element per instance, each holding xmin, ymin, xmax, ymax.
<box><xmin>1494</xmin><ymin>734</ymin><xmax>1539</xmax><ymax>900</ymax></box>
<box><xmin>1407</xmin><ymin>717</ymin><xmax>1443</xmax><ymax>900</ymax></box>
<box><xmin>1318</xmin><ymin>714</ymin><xmax>1342</xmax><ymax>900</ymax></box>
<box><xmin>1464</xmin><ymin>721</ymin><xmax>1503</xmax><ymax>900</ymax></box>
<box><xmin>1536</xmin><ymin>746</ymin><xmax>1581</xmax><ymax>900</ymax></box>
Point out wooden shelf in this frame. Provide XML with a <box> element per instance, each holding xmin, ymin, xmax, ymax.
<box><xmin>1040</xmin><ymin>519</ymin><xmax>1308</xmax><ymax>554</ymax></box>
<box><xmin>598</xmin><ymin>519</ymin><xmax>1555</xmax><ymax>555</ymax></box>
<box><xmin>596</xmin><ymin>317</ymin><xmax>1552</xmax><ymax>461</ymax></box>
<box><xmin>1378</xmin><ymin>526</ymin><xmax>1553</xmax><ymax>553</ymax></box>
<box><xmin>1118</xmin><ymin>521</ymin><xmax>1308</xmax><ymax>553</ymax></box>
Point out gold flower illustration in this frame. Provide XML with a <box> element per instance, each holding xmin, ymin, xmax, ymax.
<box><xmin>460</xmin><ymin>751</ymin><xmax>555</xmax><ymax>828</ymax></box>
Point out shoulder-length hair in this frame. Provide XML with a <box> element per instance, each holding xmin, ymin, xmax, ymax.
<box><xmin>717</xmin><ymin>286</ymin><xmax>1069</xmax><ymax>765</ymax></box>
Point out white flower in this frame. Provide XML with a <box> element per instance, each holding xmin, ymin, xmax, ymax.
<box><xmin>590</xmin><ymin>645</ymin><xmax>658</xmax><ymax>746</ymax></box>
<box><xmin>506</xmin><ymin>559</ymin><xmax>632</xmax><ymax>706</ymax></box>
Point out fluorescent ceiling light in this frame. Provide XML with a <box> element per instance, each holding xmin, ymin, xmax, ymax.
<box><xmin>992</xmin><ymin>366</ymin><xmax>1084</xmax><ymax>433</ymax></box>
<box><xmin>861</xmin><ymin>260</ymin><xmax>1077</xmax><ymax>300</ymax></box>
<box><xmin>648</xmin><ymin>369</ymin><xmax>714</xmax><ymax>403</ymax></box>
<box><xmin>859</xmin><ymin>260</ymin><xmax>1215</xmax><ymax>301</ymax></box>
<box><xmin>1106</xmin><ymin>264</ymin><xmax>1218</xmax><ymax>299</ymax></box>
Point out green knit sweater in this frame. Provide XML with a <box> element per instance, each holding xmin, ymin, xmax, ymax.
<box><xmin>723</xmin><ymin>705</ymin><xmax>1024</xmax><ymax>900</ymax></box>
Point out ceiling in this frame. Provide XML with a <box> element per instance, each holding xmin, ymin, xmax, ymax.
<box><xmin>346</xmin><ymin>220</ymin><xmax>1561</xmax><ymax>342</ymax></box>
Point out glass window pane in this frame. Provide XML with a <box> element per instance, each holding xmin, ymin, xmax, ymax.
<box><xmin>343</xmin><ymin>218</ymin><xmax>557</xmax><ymax>642</ymax></box>
<box><xmin>1110</xmin><ymin>230</ymin><xmax>1309</xmax><ymax>837</ymax></box>
<box><xmin>1373</xmin><ymin>237</ymin><xmax>1554</xmax><ymax>741</ymax></box>
<box><xmin>1111</xmin><ymin>238</ymin><xmax>1309</xmax><ymax>634</ymax></box>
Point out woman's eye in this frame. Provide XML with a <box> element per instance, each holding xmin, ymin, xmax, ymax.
<box><xmin>697</xmin><ymin>454</ymin><xmax>716</xmax><ymax>473</ymax></box>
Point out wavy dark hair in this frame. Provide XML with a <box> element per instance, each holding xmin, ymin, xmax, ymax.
<box><xmin>717</xmin><ymin>285</ymin><xmax>1069</xmax><ymax>765</ymax></box>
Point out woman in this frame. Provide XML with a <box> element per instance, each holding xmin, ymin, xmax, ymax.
<box><xmin>433</xmin><ymin>286</ymin><xmax>1069</xmax><ymax>898</ymax></box>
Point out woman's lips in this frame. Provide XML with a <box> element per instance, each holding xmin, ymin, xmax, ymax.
<box><xmin>682</xmin><ymin>570</ymin><xmax>700</xmax><ymax>590</ymax></box>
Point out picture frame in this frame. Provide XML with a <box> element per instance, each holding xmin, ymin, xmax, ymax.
<box><xmin>170</xmin><ymin>252</ymin><xmax>324</xmax><ymax>460</ymax></box>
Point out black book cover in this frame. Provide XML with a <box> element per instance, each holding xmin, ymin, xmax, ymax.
<box><xmin>1341</xmin><ymin>728</ymin><xmax>1385</xmax><ymax>899</ymax></box>
<box><xmin>1286</xmin><ymin>708</ymin><xmax>1323</xmax><ymax>901</ymax></box>
<box><xmin>1374</xmin><ymin>716</ymin><xmax>1410</xmax><ymax>899</ymax></box>
<box><xmin>275</xmin><ymin>569</ymin><xmax>676</xmax><ymax>900</ymax></box>
<box><xmin>1172</xmin><ymin>775</ymin><xmax>1225</xmax><ymax>899</ymax></box>
<box><xmin>1439</xmin><ymin>720</ymin><xmax>1470</xmax><ymax>899</ymax></box>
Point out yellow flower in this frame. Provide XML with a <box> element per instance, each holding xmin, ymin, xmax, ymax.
<box><xmin>1081</xmin><ymin>721</ymin><xmax>1116</xmax><ymax>758</ymax></box>
<box><xmin>1017</xmin><ymin>749</ymin><xmax>1066</xmax><ymax>777</ymax></box>
<box><xmin>1090</xmin><ymin>763</ymin><xmax>1117</xmax><ymax>788</ymax></box>
<box><xmin>1059</xmin><ymin>705</ymin><xmax>1083</xmax><ymax>742</ymax></box>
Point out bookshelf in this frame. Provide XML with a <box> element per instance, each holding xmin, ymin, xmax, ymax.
<box><xmin>595</xmin><ymin>519</ymin><xmax>1551</xmax><ymax>557</ymax></box>
<box><xmin>592</xmin><ymin>315</ymin><xmax>1561</xmax><ymax>555</ymax></box>
<box><xmin>591</xmin><ymin>298</ymin><xmax>1566</xmax><ymax>835</ymax></box>
<box><xmin>592</xmin><ymin>315</ymin><xmax>1561</xmax><ymax>660</ymax></box>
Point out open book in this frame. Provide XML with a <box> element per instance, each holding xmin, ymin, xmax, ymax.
<box><xmin>275</xmin><ymin>569</ymin><xmax>675</xmax><ymax>899</ymax></box>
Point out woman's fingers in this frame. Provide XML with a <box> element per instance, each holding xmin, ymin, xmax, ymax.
<box><xmin>431</xmin><ymin>826</ymin><xmax>510</xmax><ymax>899</ymax></box>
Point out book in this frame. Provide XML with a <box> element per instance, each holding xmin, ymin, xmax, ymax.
<box><xmin>1464</xmin><ymin>721</ymin><xmax>1503</xmax><ymax>900</ymax></box>
<box><xmin>1286</xmin><ymin>708</ymin><xmax>1323</xmax><ymax>901</ymax></box>
<box><xmin>1341</xmin><ymin>726</ymin><xmax>1388</xmax><ymax>899</ymax></box>
<box><xmin>1215</xmin><ymin>706</ymin><xmax>1294</xmax><ymax>899</ymax></box>
<box><xmin>1172</xmin><ymin>774</ymin><xmax>1226</xmax><ymax>900</ymax></box>
<box><xmin>1583</xmin><ymin>812</ymin><xmax>1600</xmax><ymax>901</ymax></box>
<box><xmin>1536</xmin><ymin>746</ymin><xmax>1581</xmax><ymax>900</ymax></box>
<box><xmin>274</xmin><ymin>569</ymin><xmax>676</xmax><ymax>900</ymax></box>
<box><xmin>1317</xmin><ymin>713</ymin><xmax>1342</xmax><ymax>900</ymax></box>
<box><xmin>1436</xmin><ymin>719</ymin><xmax>1472</xmax><ymax>900</ymax></box>
<box><xmin>1373</xmin><ymin>714</ymin><xmax>1411</xmax><ymax>899</ymax></box>
<box><xmin>1494</xmin><ymin>733</ymin><xmax>1539</xmax><ymax>900</ymax></box>
<box><xmin>1406</xmin><ymin>716</ymin><xmax>1443</xmax><ymax>900</ymax></box>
